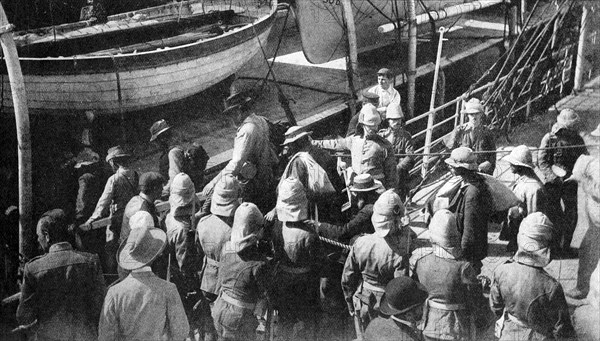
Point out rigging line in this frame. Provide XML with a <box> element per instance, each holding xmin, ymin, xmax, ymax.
<box><xmin>363</xmin><ymin>0</ymin><xmax>394</xmax><ymax>23</ymax></box>
<box><xmin>327</xmin><ymin>144</ymin><xmax>599</xmax><ymax>158</ymax></box>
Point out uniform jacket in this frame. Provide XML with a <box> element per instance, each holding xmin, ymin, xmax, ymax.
<box><xmin>272</xmin><ymin>221</ymin><xmax>323</xmax><ymax>269</ymax></box>
<box><xmin>165</xmin><ymin>211</ymin><xmax>198</xmax><ymax>277</ymax></box>
<box><xmin>364</xmin><ymin>315</ymin><xmax>422</xmax><ymax>341</ymax></box>
<box><xmin>379</xmin><ymin>126</ymin><xmax>415</xmax><ymax>172</ymax></box>
<box><xmin>317</xmin><ymin>204</ymin><xmax>374</xmax><ymax>244</ymax></box>
<box><xmin>223</xmin><ymin>114</ymin><xmax>279</xmax><ymax>190</ymax></box>
<box><xmin>88</xmin><ymin>168</ymin><xmax>138</xmax><ymax>222</ymax></box>
<box><xmin>196</xmin><ymin>214</ymin><xmax>232</xmax><ymax>295</ymax></box>
<box><xmin>217</xmin><ymin>243</ymin><xmax>272</xmax><ymax>304</ymax></box>
<box><xmin>98</xmin><ymin>270</ymin><xmax>189</xmax><ymax>341</ymax></box>
<box><xmin>75</xmin><ymin>167</ymin><xmax>107</xmax><ymax>225</ymax></box>
<box><xmin>448</xmin><ymin>174</ymin><xmax>491</xmax><ymax>262</ymax></box>
<box><xmin>160</xmin><ymin>145</ymin><xmax>184</xmax><ymax>197</ymax></box>
<box><xmin>538</xmin><ymin>126</ymin><xmax>587</xmax><ymax>184</ymax></box>
<box><xmin>341</xmin><ymin>228</ymin><xmax>411</xmax><ymax>305</ymax></box>
<box><xmin>314</xmin><ymin>134</ymin><xmax>398</xmax><ymax>189</ymax></box>
<box><xmin>511</xmin><ymin>173</ymin><xmax>548</xmax><ymax>216</ymax></box>
<box><xmin>412</xmin><ymin>250</ymin><xmax>484</xmax><ymax>340</ymax></box>
<box><xmin>120</xmin><ymin>194</ymin><xmax>159</xmax><ymax>244</ymax></box>
<box><xmin>17</xmin><ymin>242</ymin><xmax>106</xmax><ymax>341</ymax></box>
<box><xmin>446</xmin><ymin>123</ymin><xmax>496</xmax><ymax>174</ymax></box>
<box><xmin>490</xmin><ymin>260</ymin><xmax>576</xmax><ymax>340</ymax></box>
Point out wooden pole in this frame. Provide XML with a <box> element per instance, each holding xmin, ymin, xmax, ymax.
<box><xmin>573</xmin><ymin>4</ymin><xmax>588</xmax><ymax>91</ymax></box>
<box><xmin>0</xmin><ymin>5</ymin><xmax>34</xmax><ymax>259</ymax></box>
<box><xmin>421</xmin><ymin>27</ymin><xmax>446</xmax><ymax>178</ymax></box>
<box><xmin>340</xmin><ymin>0</ymin><xmax>359</xmax><ymax>118</ymax></box>
<box><xmin>407</xmin><ymin>0</ymin><xmax>417</xmax><ymax>119</ymax></box>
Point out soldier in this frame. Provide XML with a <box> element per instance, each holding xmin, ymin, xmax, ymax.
<box><xmin>379</xmin><ymin>104</ymin><xmax>415</xmax><ymax>199</ymax></box>
<box><xmin>17</xmin><ymin>209</ymin><xmax>106</xmax><ymax>341</ymax></box>
<box><xmin>443</xmin><ymin>147</ymin><xmax>492</xmax><ymax>273</ymax></box>
<box><xmin>150</xmin><ymin>119</ymin><xmax>185</xmax><ymax>200</ymax></box>
<box><xmin>313</xmin><ymin>105</ymin><xmax>398</xmax><ymax>189</ymax></box>
<box><xmin>446</xmin><ymin>98</ymin><xmax>496</xmax><ymax>174</ymax></box>
<box><xmin>566</xmin><ymin>123</ymin><xmax>600</xmax><ymax>299</ymax></box>
<box><xmin>490</xmin><ymin>212</ymin><xmax>576</xmax><ymax>340</ymax></box>
<box><xmin>412</xmin><ymin>210</ymin><xmax>489</xmax><ymax>340</ymax></box>
<box><xmin>99</xmin><ymin>220</ymin><xmax>189</xmax><ymax>341</ymax></box>
<box><xmin>165</xmin><ymin>173</ymin><xmax>201</xmax><ymax>291</ymax></box>
<box><xmin>537</xmin><ymin>108</ymin><xmax>587</xmax><ymax>256</ymax></box>
<box><xmin>73</xmin><ymin>148</ymin><xmax>107</xmax><ymax>263</ymax></box>
<box><xmin>503</xmin><ymin>145</ymin><xmax>548</xmax><ymax>252</ymax></box>
<box><xmin>342</xmin><ymin>190</ymin><xmax>412</xmax><ymax>328</ymax></box>
<box><xmin>84</xmin><ymin>146</ymin><xmax>138</xmax><ymax>273</ymax></box>
<box><xmin>203</xmin><ymin>94</ymin><xmax>279</xmax><ymax>213</ymax></box>
<box><xmin>363</xmin><ymin>276</ymin><xmax>428</xmax><ymax>341</ymax></box>
<box><xmin>196</xmin><ymin>174</ymin><xmax>242</xmax><ymax>341</ymax></box>
<box><xmin>347</xmin><ymin>90</ymin><xmax>380</xmax><ymax>137</ymax></box>
<box><xmin>212</xmin><ymin>203</ymin><xmax>272</xmax><ymax>341</ymax></box>
<box><xmin>369</xmin><ymin>68</ymin><xmax>402</xmax><ymax>118</ymax></box>
<box><xmin>271</xmin><ymin>177</ymin><xmax>324</xmax><ymax>340</ymax></box>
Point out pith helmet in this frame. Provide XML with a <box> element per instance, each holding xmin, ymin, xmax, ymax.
<box><xmin>358</xmin><ymin>105</ymin><xmax>382</xmax><ymax>127</ymax></box>
<box><xmin>371</xmin><ymin>189</ymin><xmax>404</xmax><ymax>237</ymax></box>
<box><xmin>461</xmin><ymin>98</ymin><xmax>484</xmax><ymax>115</ymax></box>
<box><xmin>504</xmin><ymin>145</ymin><xmax>534</xmax><ymax>169</ymax></box>
<box><xmin>445</xmin><ymin>147</ymin><xmax>478</xmax><ymax>171</ymax></box>
<box><xmin>386</xmin><ymin>105</ymin><xmax>403</xmax><ymax>119</ymax></box>
<box><xmin>514</xmin><ymin>212</ymin><xmax>554</xmax><ymax>267</ymax></box>
<box><xmin>556</xmin><ymin>108</ymin><xmax>580</xmax><ymax>129</ymax></box>
<box><xmin>231</xmin><ymin>202</ymin><xmax>264</xmax><ymax>253</ymax></box>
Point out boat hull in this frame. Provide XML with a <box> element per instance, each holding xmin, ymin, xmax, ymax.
<box><xmin>0</xmin><ymin>3</ymin><xmax>276</xmax><ymax>115</ymax></box>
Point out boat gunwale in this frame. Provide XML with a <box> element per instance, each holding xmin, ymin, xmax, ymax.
<box><xmin>11</xmin><ymin>1</ymin><xmax>277</xmax><ymax>63</ymax></box>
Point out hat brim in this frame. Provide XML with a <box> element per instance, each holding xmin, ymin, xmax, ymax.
<box><xmin>514</xmin><ymin>247</ymin><xmax>551</xmax><ymax>268</ymax></box>
<box><xmin>379</xmin><ymin>281</ymin><xmax>428</xmax><ymax>316</ymax></box>
<box><xmin>445</xmin><ymin>158</ymin><xmax>478</xmax><ymax>171</ymax></box>
<box><xmin>211</xmin><ymin>199</ymin><xmax>240</xmax><ymax>217</ymax></box>
<box><xmin>349</xmin><ymin>179</ymin><xmax>384</xmax><ymax>193</ymax></box>
<box><xmin>150</xmin><ymin>127</ymin><xmax>171</xmax><ymax>142</ymax></box>
<box><xmin>118</xmin><ymin>228</ymin><xmax>166</xmax><ymax>270</ymax></box>
<box><xmin>591</xmin><ymin>126</ymin><xmax>600</xmax><ymax>137</ymax></box>
<box><xmin>461</xmin><ymin>109</ymin><xmax>483</xmax><ymax>115</ymax></box>
<box><xmin>282</xmin><ymin>131</ymin><xmax>312</xmax><ymax>146</ymax></box>
<box><xmin>504</xmin><ymin>155</ymin><xmax>533</xmax><ymax>169</ymax></box>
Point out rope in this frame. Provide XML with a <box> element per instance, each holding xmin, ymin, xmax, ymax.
<box><xmin>327</xmin><ymin>143</ymin><xmax>598</xmax><ymax>158</ymax></box>
<box><xmin>319</xmin><ymin>235</ymin><xmax>352</xmax><ymax>251</ymax></box>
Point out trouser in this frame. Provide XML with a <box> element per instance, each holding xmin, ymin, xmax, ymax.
<box><xmin>545</xmin><ymin>181</ymin><xmax>578</xmax><ymax>250</ymax></box>
<box><xmin>212</xmin><ymin>296</ymin><xmax>257</xmax><ymax>341</ymax></box>
<box><xmin>353</xmin><ymin>283</ymin><xmax>385</xmax><ymax>329</ymax></box>
<box><xmin>272</xmin><ymin>268</ymin><xmax>319</xmax><ymax>341</ymax></box>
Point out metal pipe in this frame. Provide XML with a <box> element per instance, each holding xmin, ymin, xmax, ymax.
<box><xmin>573</xmin><ymin>3</ymin><xmax>589</xmax><ymax>91</ymax></box>
<box><xmin>407</xmin><ymin>0</ymin><xmax>417</xmax><ymax>118</ymax></box>
<box><xmin>422</xmin><ymin>27</ymin><xmax>447</xmax><ymax>178</ymax></box>
<box><xmin>379</xmin><ymin>0</ymin><xmax>504</xmax><ymax>33</ymax></box>
<box><xmin>0</xmin><ymin>4</ymin><xmax>34</xmax><ymax>259</ymax></box>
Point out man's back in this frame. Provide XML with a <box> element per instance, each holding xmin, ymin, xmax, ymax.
<box><xmin>17</xmin><ymin>242</ymin><xmax>106</xmax><ymax>341</ymax></box>
<box><xmin>99</xmin><ymin>271</ymin><xmax>189</xmax><ymax>341</ymax></box>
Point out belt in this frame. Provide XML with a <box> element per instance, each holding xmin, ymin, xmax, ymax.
<box><xmin>221</xmin><ymin>291</ymin><xmax>256</xmax><ymax>310</ymax></box>
<box><xmin>279</xmin><ymin>264</ymin><xmax>311</xmax><ymax>274</ymax></box>
<box><xmin>362</xmin><ymin>281</ymin><xmax>385</xmax><ymax>293</ymax></box>
<box><xmin>506</xmin><ymin>313</ymin><xmax>528</xmax><ymax>327</ymax></box>
<box><xmin>206</xmin><ymin>258</ymin><xmax>220</xmax><ymax>267</ymax></box>
<box><xmin>427</xmin><ymin>300</ymin><xmax>466</xmax><ymax>311</ymax></box>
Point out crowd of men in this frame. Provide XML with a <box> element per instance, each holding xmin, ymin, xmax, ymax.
<box><xmin>6</xmin><ymin>68</ymin><xmax>600</xmax><ymax>341</ymax></box>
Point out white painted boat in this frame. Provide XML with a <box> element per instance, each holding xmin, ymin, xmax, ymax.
<box><xmin>291</xmin><ymin>0</ymin><xmax>504</xmax><ymax>64</ymax></box>
<box><xmin>0</xmin><ymin>0</ymin><xmax>278</xmax><ymax>114</ymax></box>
